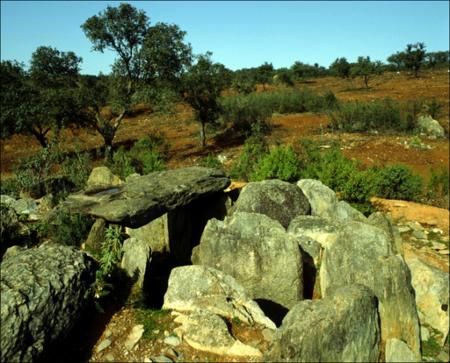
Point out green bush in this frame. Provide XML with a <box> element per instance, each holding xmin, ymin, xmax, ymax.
<box><xmin>230</xmin><ymin>135</ymin><xmax>269</xmax><ymax>181</ymax></box>
<box><xmin>108</xmin><ymin>146</ymin><xmax>136</xmax><ymax>179</ymax></box>
<box><xmin>250</xmin><ymin>145</ymin><xmax>301</xmax><ymax>182</ymax></box>
<box><xmin>60</xmin><ymin>150</ymin><xmax>92</xmax><ymax>191</ymax></box>
<box><xmin>198</xmin><ymin>153</ymin><xmax>223</xmax><ymax>169</ymax></box>
<box><xmin>330</xmin><ymin>98</ymin><xmax>405</xmax><ymax>132</ymax></box>
<box><xmin>426</xmin><ymin>167</ymin><xmax>449</xmax><ymax>208</ymax></box>
<box><xmin>46</xmin><ymin>208</ymin><xmax>93</xmax><ymax>246</ymax></box>
<box><xmin>129</xmin><ymin>137</ymin><xmax>166</xmax><ymax>174</ymax></box>
<box><xmin>374</xmin><ymin>164</ymin><xmax>423</xmax><ymax>201</ymax></box>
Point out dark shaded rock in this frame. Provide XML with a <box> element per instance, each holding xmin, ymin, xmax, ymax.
<box><xmin>266</xmin><ymin>284</ymin><xmax>380</xmax><ymax>362</ymax></box>
<box><xmin>84</xmin><ymin>218</ymin><xmax>106</xmax><ymax>254</ymax></box>
<box><xmin>64</xmin><ymin>167</ymin><xmax>230</xmax><ymax>228</ymax></box>
<box><xmin>0</xmin><ymin>244</ymin><xmax>96</xmax><ymax>363</ymax></box>
<box><xmin>192</xmin><ymin>212</ymin><xmax>303</xmax><ymax>310</ymax></box>
<box><xmin>233</xmin><ymin>180</ymin><xmax>310</xmax><ymax>228</ymax></box>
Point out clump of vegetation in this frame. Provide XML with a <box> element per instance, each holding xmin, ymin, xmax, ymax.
<box><xmin>198</xmin><ymin>153</ymin><xmax>223</xmax><ymax>169</ymax></box>
<box><xmin>230</xmin><ymin>135</ymin><xmax>269</xmax><ymax>180</ymax></box>
<box><xmin>426</xmin><ymin>167</ymin><xmax>449</xmax><ymax>209</ymax></box>
<box><xmin>60</xmin><ymin>149</ymin><xmax>92</xmax><ymax>190</ymax></box>
<box><xmin>45</xmin><ymin>207</ymin><xmax>94</xmax><ymax>246</ymax></box>
<box><xmin>134</xmin><ymin>307</ymin><xmax>170</xmax><ymax>340</ymax></box>
<box><xmin>375</xmin><ymin>164</ymin><xmax>423</xmax><ymax>201</ymax></box>
<box><xmin>94</xmin><ymin>224</ymin><xmax>124</xmax><ymax>301</ymax></box>
<box><xmin>250</xmin><ymin>145</ymin><xmax>302</xmax><ymax>182</ymax></box>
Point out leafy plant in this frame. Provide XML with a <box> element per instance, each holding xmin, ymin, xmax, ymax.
<box><xmin>108</xmin><ymin>146</ymin><xmax>137</xmax><ymax>179</ymax></box>
<box><xmin>60</xmin><ymin>149</ymin><xmax>92</xmax><ymax>190</ymax></box>
<box><xmin>199</xmin><ymin>153</ymin><xmax>223</xmax><ymax>169</ymax></box>
<box><xmin>129</xmin><ymin>136</ymin><xmax>167</xmax><ymax>174</ymax></box>
<box><xmin>134</xmin><ymin>307</ymin><xmax>170</xmax><ymax>340</ymax></box>
<box><xmin>230</xmin><ymin>135</ymin><xmax>269</xmax><ymax>181</ymax></box>
<box><xmin>47</xmin><ymin>207</ymin><xmax>93</xmax><ymax>246</ymax></box>
<box><xmin>250</xmin><ymin>145</ymin><xmax>301</xmax><ymax>182</ymax></box>
<box><xmin>374</xmin><ymin>164</ymin><xmax>423</xmax><ymax>201</ymax></box>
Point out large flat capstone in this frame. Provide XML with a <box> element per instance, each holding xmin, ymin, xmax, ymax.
<box><xmin>64</xmin><ymin>167</ymin><xmax>231</xmax><ymax>228</ymax></box>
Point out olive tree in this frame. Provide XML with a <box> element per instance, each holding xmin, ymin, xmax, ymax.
<box><xmin>182</xmin><ymin>53</ymin><xmax>227</xmax><ymax>147</ymax></box>
<box><xmin>329</xmin><ymin>57</ymin><xmax>351</xmax><ymax>78</ymax></box>
<box><xmin>351</xmin><ymin>56</ymin><xmax>383</xmax><ymax>89</ymax></box>
<box><xmin>403</xmin><ymin>42</ymin><xmax>426</xmax><ymax>77</ymax></box>
<box><xmin>0</xmin><ymin>47</ymin><xmax>84</xmax><ymax>147</ymax></box>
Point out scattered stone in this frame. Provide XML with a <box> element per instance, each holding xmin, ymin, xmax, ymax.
<box><xmin>438</xmin><ymin>249</ymin><xmax>449</xmax><ymax>255</ymax></box>
<box><xmin>266</xmin><ymin>285</ymin><xmax>380</xmax><ymax>362</ymax></box>
<box><xmin>407</xmin><ymin>221</ymin><xmax>424</xmax><ymax>231</ymax></box>
<box><xmin>431</xmin><ymin>228</ymin><xmax>443</xmax><ymax>235</ymax></box>
<box><xmin>174</xmin><ymin>311</ymin><xmax>262</xmax><ymax>357</ymax></box>
<box><xmin>397</xmin><ymin>226</ymin><xmax>411</xmax><ymax>234</ymax></box>
<box><xmin>104</xmin><ymin>329</ymin><xmax>112</xmax><ymax>339</ymax></box>
<box><xmin>233</xmin><ymin>179</ymin><xmax>311</xmax><ymax>228</ymax></box>
<box><xmin>412</xmin><ymin>229</ymin><xmax>427</xmax><ymax>240</ymax></box>
<box><xmin>96</xmin><ymin>339</ymin><xmax>112</xmax><ymax>353</ymax></box>
<box><xmin>431</xmin><ymin>242</ymin><xmax>447</xmax><ymax>250</ymax></box>
<box><xmin>1</xmin><ymin>244</ymin><xmax>96</xmax><ymax>363</ymax></box>
<box><xmin>150</xmin><ymin>355</ymin><xmax>173</xmax><ymax>363</ymax></box>
<box><xmin>104</xmin><ymin>353</ymin><xmax>115</xmax><ymax>361</ymax></box>
<box><xmin>65</xmin><ymin>167</ymin><xmax>231</xmax><ymax>228</ymax></box>
<box><xmin>405</xmin><ymin>254</ymin><xmax>449</xmax><ymax>345</ymax></box>
<box><xmin>124</xmin><ymin>324</ymin><xmax>145</xmax><ymax>351</ymax></box>
<box><xmin>11</xmin><ymin>198</ymin><xmax>38</xmax><ymax>216</ymax></box>
<box><xmin>164</xmin><ymin>335</ymin><xmax>181</xmax><ymax>347</ymax></box>
<box><xmin>192</xmin><ymin>212</ymin><xmax>303</xmax><ymax>310</ymax></box>
<box><xmin>163</xmin><ymin>265</ymin><xmax>276</xmax><ymax>330</ymax></box>
<box><xmin>385</xmin><ymin>338</ymin><xmax>420</xmax><ymax>362</ymax></box>
<box><xmin>86</xmin><ymin>166</ymin><xmax>123</xmax><ymax>191</ymax></box>
<box><xmin>421</xmin><ymin>326</ymin><xmax>430</xmax><ymax>341</ymax></box>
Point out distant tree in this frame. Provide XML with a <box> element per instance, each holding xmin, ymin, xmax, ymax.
<box><xmin>387</xmin><ymin>52</ymin><xmax>405</xmax><ymax>71</ymax></box>
<box><xmin>0</xmin><ymin>47</ymin><xmax>84</xmax><ymax>147</ymax></box>
<box><xmin>182</xmin><ymin>53</ymin><xmax>227</xmax><ymax>147</ymax></box>
<box><xmin>425</xmin><ymin>51</ymin><xmax>450</xmax><ymax>70</ymax></box>
<box><xmin>403</xmin><ymin>42</ymin><xmax>426</xmax><ymax>77</ymax></box>
<box><xmin>255</xmin><ymin>62</ymin><xmax>274</xmax><ymax>89</ymax></box>
<box><xmin>273</xmin><ymin>68</ymin><xmax>295</xmax><ymax>87</ymax></box>
<box><xmin>291</xmin><ymin>61</ymin><xmax>328</xmax><ymax>79</ymax></box>
<box><xmin>232</xmin><ymin>69</ymin><xmax>257</xmax><ymax>94</ymax></box>
<box><xmin>350</xmin><ymin>56</ymin><xmax>383</xmax><ymax>89</ymax></box>
<box><xmin>329</xmin><ymin>57</ymin><xmax>351</xmax><ymax>78</ymax></box>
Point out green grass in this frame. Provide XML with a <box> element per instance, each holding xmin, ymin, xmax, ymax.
<box><xmin>134</xmin><ymin>308</ymin><xmax>170</xmax><ymax>340</ymax></box>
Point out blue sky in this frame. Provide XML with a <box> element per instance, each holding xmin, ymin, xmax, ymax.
<box><xmin>1</xmin><ymin>1</ymin><xmax>449</xmax><ymax>75</ymax></box>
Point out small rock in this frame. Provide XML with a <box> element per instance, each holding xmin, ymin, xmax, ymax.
<box><xmin>421</xmin><ymin>326</ymin><xmax>430</xmax><ymax>341</ymax></box>
<box><xmin>438</xmin><ymin>249</ymin><xmax>449</xmax><ymax>255</ymax></box>
<box><xmin>104</xmin><ymin>353</ymin><xmax>115</xmax><ymax>362</ymax></box>
<box><xmin>96</xmin><ymin>339</ymin><xmax>111</xmax><ymax>353</ymax></box>
<box><xmin>431</xmin><ymin>242</ymin><xmax>446</xmax><ymax>251</ymax></box>
<box><xmin>153</xmin><ymin>329</ymin><xmax>160</xmax><ymax>335</ymax></box>
<box><xmin>164</xmin><ymin>335</ymin><xmax>181</xmax><ymax>347</ymax></box>
<box><xmin>431</xmin><ymin>228</ymin><xmax>443</xmax><ymax>235</ymax></box>
<box><xmin>163</xmin><ymin>348</ymin><xmax>179</xmax><ymax>360</ymax></box>
<box><xmin>124</xmin><ymin>324</ymin><xmax>144</xmax><ymax>350</ymax></box>
<box><xmin>144</xmin><ymin>358</ymin><xmax>152</xmax><ymax>363</ymax></box>
<box><xmin>398</xmin><ymin>226</ymin><xmax>411</xmax><ymax>234</ymax></box>
<box><xmin>437</xmin><ymin>351</ymin><xmax>449</xmax><ymax>361</ymax></box>
<box><xmin>104</xmin><ymin>329</ymin><xmax>112</xmax><ymax>338</ymax></box>
<box><xmin>412</xmin><ymin>230</ymin><xmax>427</xmax><ymax>240</ymax></box>
<box><xmin>408</xmin><ymin>221</ymin><xmax>424</xmax><ymax>231</ymax></box>
<box><xmin>151</xmin><ymin>355</ymin><xmax>173</xmax><ymax>363</ymax></box>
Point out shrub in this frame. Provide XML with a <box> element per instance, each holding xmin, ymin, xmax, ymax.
<box><xmin>250</xmin><ymin>145</ymin><xmax>302</xmax><ymax>182</ymax></box>
<box><xmin>330</xmin><ymin>98</ymin><xmax>404</xmax><ymax>132</ymax></box>
<box><xmin>60</xmin><ymin>150</ymin><xmax>92</xmax><ymax>191</ymax></box>
<box><xmin>46</xmin><ymin>207</ymin><xmax>93</xmax><ymax>246</ymax></box>
<box><xmin>230</xmin><ymin>135</ymin><xmax>269</xmax><ymax>181</ymax></box>
<box><xmin>129</xmin><ymin>137</ymin><xmax>167</xmax><ymax>174</ymax></box>
<box><xmin>374</xmin><ymin>164</ymin><xmax>423</xmax><ymax>201</ymax></box>
<box><xmin>426</xmin><ymin>167</ymin><xmax>449</xmax><ymax>208</ymax></box>
<box><xmin>108</xmin><ymin>146</ymin><xmax>136</xmax><ymax>179</ymax></box>
<box><xmin>199</xmin><ymin>153</ymin><xmax>223</xmax><ymax>169</ymax></box>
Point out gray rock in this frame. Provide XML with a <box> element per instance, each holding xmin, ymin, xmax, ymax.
<box><xmin>150</xmin><ymin>355</ymin><xmax>174</xmax><ymax>363</ymax></box>
<box><xmin>121</xmin><ymin>238</ymin><xmax>152</xmax><ymax>290</ymax></box>
<box><xmin>417</xmin><ymin>115</ymin><xmax>445</xmax><ymax>138</ymax></box>
<box><xmin>421</xmin><ymin>326</ymin><xmax>430</xmax><ymax>341</ymax></box>
<box><xmin>12</xmin><ymin>198</ymin><xmax>38</xmax><ymax>216</ymax></box>
<box><xmin>0</xmin><ymin>194</ymin><xmax>16</xmax><ymax>208</ymax></box>
<box><xmin>126</xmin><ymin>214</ymin><xmax>170</xmax><ymax>254</ymax></box>
<box><xmin>124</xmin><ymin>324</ymin><xmax>144</xmax><ymax>350</ymax></box>
<box><xmin>404</xmin><ymin>254</ymin><xmax>449</xmax><ymax>345</ymax></box>
<box><xmin>297</xmin><ymin>179</ymin><xmax>366</xmax><ymax>223</ymax></box>
<box><xmin>164</xmin><ymin>335</ymin><xmax>181</xmax><ymax>347</ymax></box>
<box><xmin>266</xmin><ymin>285</ymin><xmax>380</xmax><ymax>362</ymax></box>
<box><xmin>1</xmin><ymin>244</ymin><xmax>96</xmax><ymax>363</ymax></box>
<box><xmin>192</xmin><ymin>212</ymin><xmax>303</xmax><ymax>310</ymax></box>
<box><xmin>413</xmin><ymin>229</ymin><xmax>427</xmax><ymax>240</ymax></box>
<box><xmin>320</xmin><ymin>221</ymin><xmax>421</xmax><ymax>358</ymax></box>
<box><xmin>368</xmin><ymin>212</ymin><xmax>403</xmax><ymax>254</ymax></box>
<box><xmin>173</xmin><ymin>311</ymin><xmax>262</xmax><ymax>357</ymax></box>
<box><xmin>385</xmin><ymin>338</ymin><xmax>420</xmax><ymax>362</ymax></box>
<box><xmin>84</xmin><ymin>218</ymin><xmax>106</xmax><ymax>254</ymax></box>
<box><xmin>233</xmin><ymin>179</ymin><xmax>310</xmax><ymax>228</ymax></box>
<box><xmin>65</xmin><ymin>167</ymin><xmax>230</xmax><ymax>228</ymax></box>
<box><xmin>96</xmin><ymin>338</ymin><xmax>112</xmax><ymax>353</ymax></box>
<box><xmin>288</xmin><ymin>215</ymin><xmax>340</xmax><ymax>250</ymax></box>
<box><xmin>163</xmin><ymin>265</ymin><xmax>276</xmax><ymax>330</ymax></box>
<box><xmin>86</xmin><ymin>166</ymin><xmax>123</xmax><ymax>191</ymax></box>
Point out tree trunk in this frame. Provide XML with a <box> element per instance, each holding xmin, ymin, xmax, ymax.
<box><xmin>31</xmin><ymin>129</ymin><xmax>49</xmax><ymax>148</ymax></box>
<box><xmin>200</xmin><ymin>121</ymin><xmax>206</xmax><ymax>148</ymax></box>
<box><xmin>364</xmin><ymin>75</ymin><xmax>369</xmax><ymax>89</ymax></box>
